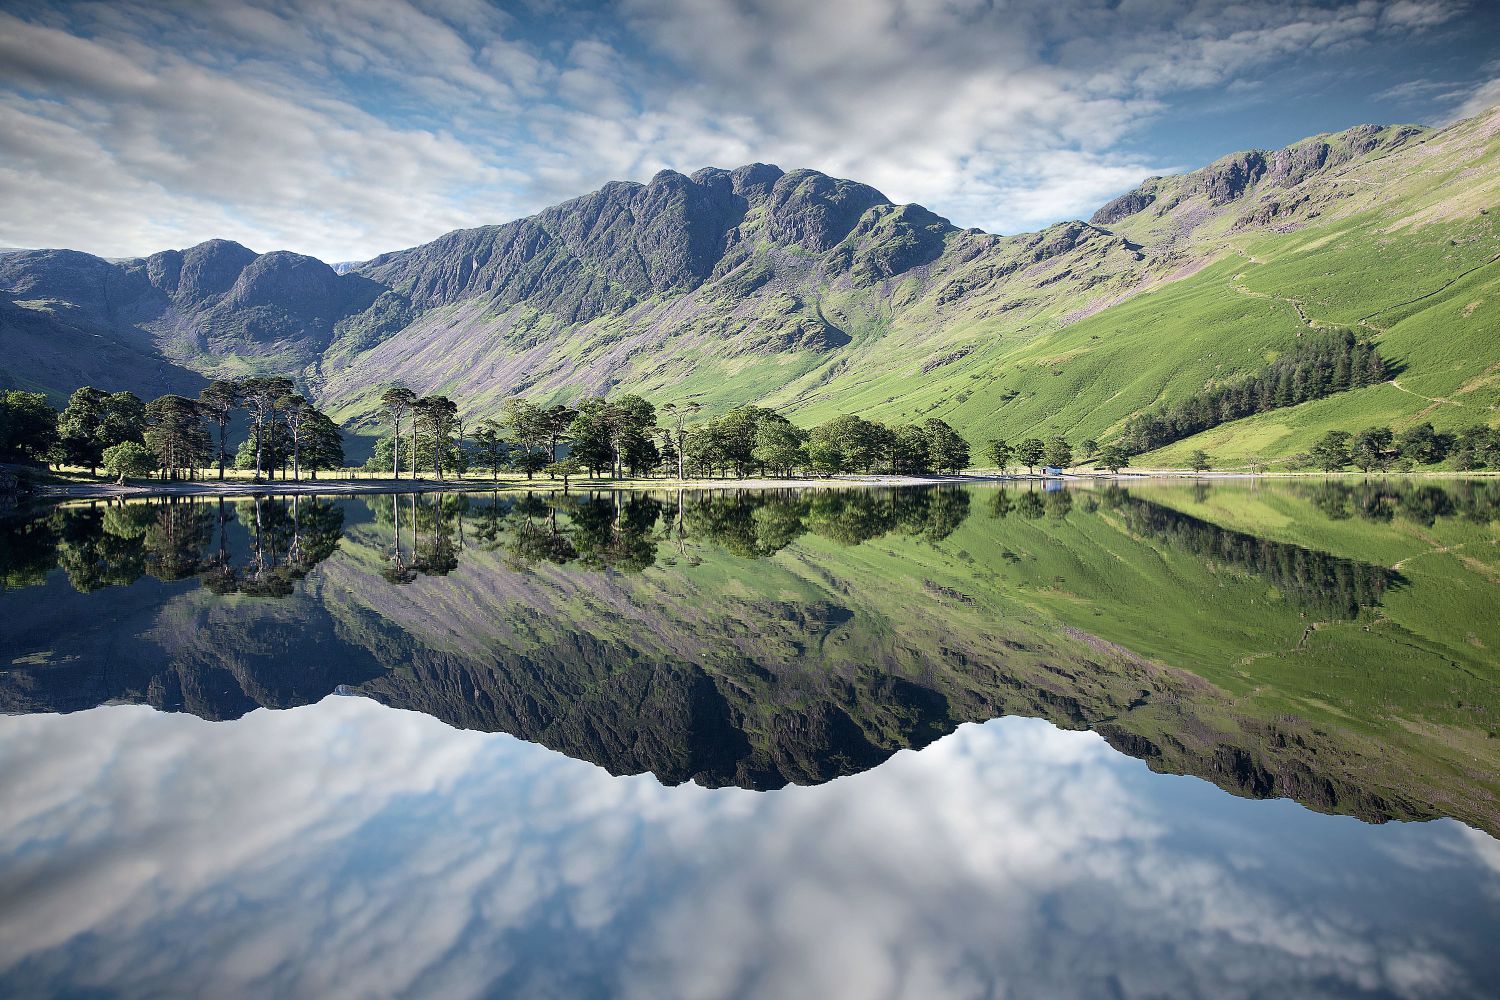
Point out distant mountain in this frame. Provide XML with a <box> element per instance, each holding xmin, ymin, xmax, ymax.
<box><xmin>2</xmin><ymin>105</ymin><xmax>1497</xmax><ymax>465</ymax></box>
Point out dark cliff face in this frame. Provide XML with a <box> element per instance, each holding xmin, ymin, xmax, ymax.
<box><xmin>762</xmin><ymin>168</ymin><xmax>890</xmax><ymax>251</ymax></box>
<box><xmin>1089</xmin><ymin>188</ymin><xmax>1158</xmax><ymax>227</ymax></box>
<box><xmin>0</xmin><ymin>249</ymin><xmax>163</xmax><ymax>327</ymax></box>
<box><xmin>356</xmin><ymin>163</ymin><xmax>916</xmax><ymax>325</ymax></box>
<box><xmin>148</xmin><ymin>239</ymin><xmax>259</xmax><ymax>304</ymax></box>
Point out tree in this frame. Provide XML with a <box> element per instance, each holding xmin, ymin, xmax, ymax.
<box><xmin>1396</xmin><ymin>422</ymin><xmax>1450</xmax><ymax>466</ymax></box>
<box><xmin>0</xmin><ymin>391</ymin><xmax>58</xmax><ymax>462</ymax></box>
<box><xmin>415</xmin><ymin>396</ymin><xmax>458</xmax><ymax>478</ymax></box>
<box><xmin>277</xmin><ymin>393</ymin><xmax>312</xmax><ymax>480</ymax></box>
<box><xmin>809</xmin><ymin>414</ymin><xmax>884</xmax><ymax>475</ymax></box>
<box><xmin>567</xmin><ymin>398</ymin><xmax>615</xmax><ymax>476</ymax></box>
<box><xmin>301</xmin><ymin>409</ymin><xmax>344</xmax><ymax>477</ymax></box>
<box><xmin>502</xmin><ymin>398</ymin><xmax>550</xmax><ymax>477</ymax></box>
<box><xmin>98</xmin><ymin>392</ymin><xmax>145</xmax><ymax>453</ymax></box>
<box><xmin>239</xmin><ymin>377</ymin><xmax>294</xmax><ymax>481</ymax></box>
<box><xmin>472</xmin><ymin>420</ymin><xmax>507</xmax><ymax>482</ymax></box>
<box><xmin>543</xmin><ymin>404</ymin><xmax>577</xmax><ymax>464</ymax></box>
<box><xmin>235</xmin><ymin>419</ymin><xmax>290</xmax><ymax>475</ymax></box>
<box><xmin>56</xmin><ymin>387</ymin><xmax>108</xmax><ymax>474</ymax></box>
<box><xmin>102</xmin><ymin>441</ymin><xmax>154</xmax><ymax>483</ymax></box>
<box><xmin>194</xmin><ymin>380</ymin><xmax>240</xmax><ymax>481</ymax></box>
<box><xmin>924</xmin><ymin>419</ymin><xmax>970</xmax><ymax>474</ymax></box>
<box><xmin>144</xmin><ymin>395</ymin><xmax>211</xmax><ymax>477</ymax></box>
<box><xmin>890</xmin><ymin>424</ymin><xmax>930</xmax><ymax>474</ymax></box>
<box><xmin>660</xmin><ymin>401</ymin><xmax>701</xmax><ymax>480</ymax></box>
<box><xmin>710</xmin><ymin>406</ymin><xmax>769</xmax><ymax>477</ymax></box>
<box><xmin>606</xmin><ymin>395</ymin><xmax>658</xmax><ymax>477</ymax></box>
<box><xmin>752</xmin><ymin>415</ymin><xmax>807</xmax><ymax>477</ymax></box>
<box><xmin>56</xmin><ymin>389</ymin><xmax>144</xmax><ymax>473</ymax></box>
<box><xmin>1453</xmin><ymin>425</ymin><xmax>1500</xmax><ymax>470</ymax></box>
<box><xmin>1190</xmin><ymin>449</ymin><xmax>1212</xmax><ymax>473</ymax></box>
<box><xmin>380</xmin><ymin>385</ymin><xmax>416</xmax><ymax>480</ymax></box>
<box><xmin>1043</xmin><ymin>436</ymin><xmax>1072</xmax><ymax>471</ymax></box>
<box><xmin>986</xmin><ymin>439</ymin><xmax>1013</xmax><ymax>474</ymax></box>
<box><xmin>1311</xmin><ymin>430</ymin><xmax>1352</xmax><ymax>472</ymax></box>
<box><xmin>683</xmin><ymin>423</ymin><xmax>727</xmax><ymax>477</ymax></box>
<box><xmin>1081</xmin><ymin>438</ymin><xmax>1099</xmax><ymax>460</ymax></box>
<box><xmin>1351</xmin><ymin>426</ymin><xmax>1394</xmax><ymax>473</ymax></box>
<box><xmin>1099</xmin><ymin>444</ymin><xmax>1131</xmax><ymax>473</ymax></box>
<box><xmin>1015</xmin><ymin>438</ymin><xmax>1046</xmax><ymax>475</ymax></box>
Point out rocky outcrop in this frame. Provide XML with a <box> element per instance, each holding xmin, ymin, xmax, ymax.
<box><xmin>1089</xmin><ymin>187</ymin><xmax>1158</xmax><ymax>226</ymax></box>
<box><xmin>1089</xmin><ymin>123</ymin><xmax>1429</xmax><ymax>231</ymax></box>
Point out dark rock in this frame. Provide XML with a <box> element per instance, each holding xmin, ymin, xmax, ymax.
<box><xmin>764</xmin><ymin>168</ymin><xmax>890</xmax><ymax>252</ymax></box>
<box><xmin>1090</xmin><ymin>187</ymin><xmax>1158</xmax><ymax>226</ymax></box>
<box><xmin>1193</xmin><ymin>151</ymin><xmax>1269</xmax><ymax>205</ymax></box>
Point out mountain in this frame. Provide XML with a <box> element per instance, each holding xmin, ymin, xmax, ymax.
<box><xmin>2</xmin><ymin>106</ymin><xmax>1497</xmax><ymax>465</ymax></box>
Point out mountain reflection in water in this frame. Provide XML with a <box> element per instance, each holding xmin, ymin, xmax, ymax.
<box><xmin>3</xmin><ymin>481</ymin><xmax>1498</xmax><ymax>836</ymax></box>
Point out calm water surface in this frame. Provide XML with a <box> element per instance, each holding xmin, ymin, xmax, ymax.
<box><xmin>1</xmin><ymin>481</ymin><xmax>1498</xmax><ymax>998</ymax></box>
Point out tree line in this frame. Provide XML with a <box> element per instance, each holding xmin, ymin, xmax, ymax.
<box><xmin>1304</xmin><ymin>423</ymin><xmax>1500</xmax><ymax>473</ymax></box>
<box><xmin>982</xmin><ymin>435</ymin><xmax>1138</xmax><ymax>474</ymax></box>
<box><xmin>375</xmin><ymin>387</ymin><xmax>974</xmax><ymax>482</ymax></box>
<box><xmin>1119</xmin><ymin>332</ymin><xmax>1387</xmax><ymax>455</ymax></box>
<box><xmin>0</xmin><ymin>379</ymin><xmax>344</xmax><ymax>483</ymax></box>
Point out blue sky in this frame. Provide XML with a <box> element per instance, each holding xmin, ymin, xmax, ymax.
<box><xmin>1</xmin><ymin>0</ymin><xmax>1497</xmax><ymax>262</ymax></box>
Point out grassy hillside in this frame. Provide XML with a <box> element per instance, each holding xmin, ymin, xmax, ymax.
<box><xmin>775</xmin><ymin>112</ymin><xmax>1500</xmax><ymax>461</ymax></box>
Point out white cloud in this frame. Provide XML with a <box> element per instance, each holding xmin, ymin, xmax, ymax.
<box><xmin>0</xmin><ymin>0</ymin><xmax>1484</xmax><ymax>259</ymax></box>
<box><xmin>1451</xmin><ymin>76</ymin><xmax>1500</xmax><ymax>121</ymax></box>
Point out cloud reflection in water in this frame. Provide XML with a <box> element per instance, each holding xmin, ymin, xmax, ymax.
<box><xmin>0</xmin><ymin>699</ymin><xmax>1496</xmax><ymax>999</ymax></box>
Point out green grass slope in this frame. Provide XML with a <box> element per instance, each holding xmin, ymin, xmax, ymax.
<box><xmin>783</xmin><ymin>109</ymin><xmax>1500</xmax><ymax>460</ymax></box>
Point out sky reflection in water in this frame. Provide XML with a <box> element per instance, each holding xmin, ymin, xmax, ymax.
<box><xmin>1</xmin><ymin>699</ymin><xmax>1498</xmax><ymax>1000</ymax></box>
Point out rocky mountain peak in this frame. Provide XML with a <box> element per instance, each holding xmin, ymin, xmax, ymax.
<box><xmin>1089</xmin><ymin>122</ymin><xmax>1430</xmax><ymax>228</ymax></box>
<box><xmin>168</xmin><ymin>239</ymin><xmax>259</xmax><ymax>304</ymax></box>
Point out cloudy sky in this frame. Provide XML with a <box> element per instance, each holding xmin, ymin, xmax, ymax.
<box><xmin>2</xmin><ymin>0</ymin><xmax>1498</xmax><ymax>263</ymax></box>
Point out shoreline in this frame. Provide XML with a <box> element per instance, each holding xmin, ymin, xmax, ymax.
<box><xmin>10</xmin><ymin>466</ymin><xmax>1498</xmax><ymax>502</ymax></box>
<box><xmin>24</xmin><ymin>472</ymin><xmax>988</xmax><ymax>502</ymax></box>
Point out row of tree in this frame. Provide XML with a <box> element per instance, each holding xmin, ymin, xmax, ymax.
<box><xmin>0</xmin><ymin>379</ymin><xmax>344</xmax><ymax>483</ymax></box>
<box><xmin>1306</xmin><ymin>423</ymin><xmax>1500</xmax><ymax>473</ymax></box>
<box><xmin>1119</xmin><ymin>332</ymin><xmax>1387</xmax><ymax>454</ymax></box>
<box><xmin>375</xmin><ymin>387</ymin><xmax>975</xmax><ymax>481</ymax></box>
<box><xmin>982</xmin><ymin>435</ymin><xmax>1144</xmax><ymax>474</ymax></box>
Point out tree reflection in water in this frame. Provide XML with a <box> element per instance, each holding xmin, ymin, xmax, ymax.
<box><xmin>4</xmin><ymin>481</ymin><xmax>1497</xmax><ymax>614</ymax></box>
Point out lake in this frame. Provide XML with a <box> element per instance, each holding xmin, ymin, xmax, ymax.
<box><xmin>1</xmin><ymin>480</ymin><xmax>1498</xmax><ymax>998</ymax></box>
